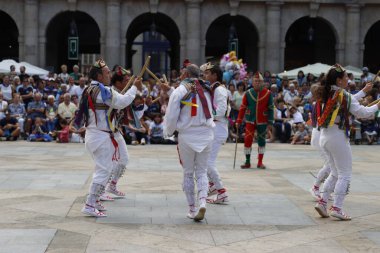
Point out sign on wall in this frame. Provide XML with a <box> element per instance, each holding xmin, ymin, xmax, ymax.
<box><xmin>68</xmin><ymin>37</ymin><xmax>79</xmax><ymax>60</ymax></box>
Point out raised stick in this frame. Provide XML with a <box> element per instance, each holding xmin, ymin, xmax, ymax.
<box><xmin>146</xmin><ymin>68</ymin><xmax>162</xmax><ymax>85</ymax></box>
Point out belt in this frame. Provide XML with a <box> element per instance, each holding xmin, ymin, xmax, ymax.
<box><xmin>94</xmin><ymin>103</ymin><xmax>109</xmax><ymax>110</ymax></box>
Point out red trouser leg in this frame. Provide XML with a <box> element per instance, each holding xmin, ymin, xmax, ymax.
<box><xmin>244</xmin><ymin>123</ymin><xmax>256</xmax><ymax>148</ymax></box>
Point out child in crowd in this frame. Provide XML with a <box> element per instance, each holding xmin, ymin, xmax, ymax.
<box><xmin>291</xmin><ymin>123</ymin><xmax>310</xmax><ymax>144</ymax></box>
<box><xmin>29</xmin><ymin>117</ymin><xmax>52</xmax><ymax>142</ymax></box>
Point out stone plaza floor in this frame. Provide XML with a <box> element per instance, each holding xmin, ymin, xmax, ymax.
<box><xmin>0</xmin><ymin>141</ymin><xmax>380</xmax><ymax>252</ymax></box>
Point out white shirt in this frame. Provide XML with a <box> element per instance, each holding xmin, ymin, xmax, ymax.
<box><xmin>0</xmin><ymin>84</ymin><xmax>12</xmax><ymax>101</ymax></box>
<box><xmin>213</xmin><ymin>84</ymin><xmax>229</xmax><ymax>123</ymax></box>
<box><xmin>87</xmin><ymin>81</ymin><xmax>137</xmax><ymax>132</ymax></box>
<box><xmin>164</xmin><ymin>81</ymin><xmax>215</xmax><ymax>152</ymax></box>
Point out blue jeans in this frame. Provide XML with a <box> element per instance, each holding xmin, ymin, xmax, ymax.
<box><xmin>46</xmin><ymin>118</ymin><xmax>58</xmax><ymax>132</ymax></box>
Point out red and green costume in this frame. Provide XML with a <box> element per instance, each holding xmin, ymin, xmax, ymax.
<box><xmin>236</xmin><ymin>87</ymin><xmax>274</xmax><ymax>169</ymax></box>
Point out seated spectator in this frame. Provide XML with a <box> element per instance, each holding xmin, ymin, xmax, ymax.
<box><xmin>289</xmin><ymin>105</ymin><xmax>305</xmax><ymax>128</ymax></box>
<box><xmin>8</xmin><ymin>94</ymin><xmax>26</xmax><ymax>136</ymax></box>
<box><xmin>57</xmin><ymin>64</ymin><xmax>70</xmax><ymax>84</ymax></box>
<box><xmin>34</xmin><ymin>79</ymin><xmax>45</xmax><ymax>96</ymax></box>
<box><xmin>58</xmin><ymin>93</ymin><xmax>77</xmax><ymax>121</ymax></box>
<box><xmin>18</xmin><ymin>77</ymin><xmax>34</xmax><ymax>109</ymax></box>
<box><xmin>0</xmin><ymin>75</ymin><xmax>14</xmax><ymax>103</ymax></box>
<box><xmin>0</xmin><ymin>92</ymin><xmax>8</xmax><ymax>120</ymax></box>
<box><xmin>45</xmin><ymin>95</ymin><xmax>58</xmax><ymax>133</ymax></box>
<box><xmin>274</xmin><ymin>99</ymin><xmax>291</xmax><ymax>143</ymax></box>
<box><xmin>67</xmin><ymin>76</ymin><xmax>77</xmax><ymax>96</ymax></box>
<box><xmin>69</xmin><ymin>65</ymin><xmax>82</xmax><ymax>83</ymax></box>
<box><xmin>13</xmin><ymin>76</ymin><xmax>21</xmax><ymax>92</ymax></box>
<box><xmin>284</xmin><ymin>83</ymin><xmax>299</xmax><ymax>105</ymax></box>
<box><xmin>291</xmin><ymin>123</ymin><xmax>310</xmax><ymax>144</ymax></box>
<box><xmin>0</xmin><ymin>110</ymin><xmax>20</xmax><ymax>141</ymax></box>
<box><xmin>29</xmin><ymin>117</ymin><xmax>52</xmax><ymax>142</ymax></box>
<box><xmin>149</xmin><ymin>114</ymin><xmax>164</xmax><ymax>144</ymax></box>
<box><xmin>43</xmin><ymin>78</ymin><xmax>58</xmax><ymax>100</ymax></box>
<box><xmin>25</xmin><ymin>93</ymin><xmax>46</xmax><ymax>135</ymax></box>
<box><xmin>74</xmin><ymin>77</ymin><xmax>87</xmax><ymax>100</ymax></box>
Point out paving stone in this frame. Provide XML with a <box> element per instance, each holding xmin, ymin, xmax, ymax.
<box><xmin>0</xmin><ymin>229</ymin><xmax>56</xmax><ymax>253</ymax></box>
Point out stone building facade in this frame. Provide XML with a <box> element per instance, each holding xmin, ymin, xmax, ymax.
<box><xmin>1</xmin><ymin>0</ymin><xmax>380</xmax><ymax>73</ymax></box>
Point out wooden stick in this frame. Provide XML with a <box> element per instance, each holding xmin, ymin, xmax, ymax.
<box><xmin>120</xmin><ymin>75</ymin><xmax>136</xmax><ymax>94</ymax></box>
<box><xmin>138</xmin><ymin>56</ymin><xmax>151</xmax><ymax>78</ymax></box>
<box><xmin>146</xmin><ymin>68</ymin><xmax>162</xmax><ymax>85</ymax></box>
<box><xmin>152</xmin><ymin>96</ymin><xmax>161</xmax><ymax>104</ymax></box>
<box><xmin>163</xmin><ymin>74</ymin><xmax>168</xmax><ymax>83</ymax></box>
<box><xmin>367</xmin><ymin>98</ymin><xmax>380</xmax><ymax>107</ymax></box>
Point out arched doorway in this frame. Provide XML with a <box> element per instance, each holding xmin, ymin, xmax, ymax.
<box><xmin>46</xmin><ymin>11</ymin><xmax>100</xmax><ymax>73</ymax></box>
<box><xmin>126</xmin><ymin>13</ymin><xmax>180</xmax><ymax>75</ymax></box>
<box><xmin>364</xmin><ymin>21</ymin><xmax>380</xmax><ymax>72</ymax></box>
<box><xmin>205</xmin><ymin>14</ymin><xmax>259</xmax><ymax>71</ymax></box>
<box><xmin>0</xmin><ymin>10</ymin><xmax>19</xmax><ymax>61</ymax></box>
<box><xmin>284</xmin><ymin>17</ymin><xmax>336</xmax><ymax>70</ymax></box>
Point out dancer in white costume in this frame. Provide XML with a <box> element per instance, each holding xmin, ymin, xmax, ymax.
<box><xmin>77</xmin><ymin>60</ymin><xmax>141</xmax><ymax>217</ymax></box>
<box><xmin>309</xmin><ymin>83</ymin><xmax>372</xmax><ymax>200</ymax></box>
<box><xmin>164</xmin><ymin>64</ymin><xmax>215</xmax><ymax>221</ymax></box>
<box><xmin>314</xmin><ymin>64</ymin><xmax>380</xmax><ymax>220</ymax></box>
<box><xmin>201</xmin><ymin>63</ymin><xmax>230</xmax><ymax>204</ymax></box>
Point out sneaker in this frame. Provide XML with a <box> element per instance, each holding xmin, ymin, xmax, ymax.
<box><xmin>208</xmin><ymin>183</ymin><xmax>217</xmax><ymax>197</ymax></box>
<box><xmin>81</xmin><ymin>204</ymin><xmax>107</xmax><ymax>217</ymax></box>
<box><xmin>141</xmin><ymin>138</ymin><xmax>146</xmax><ymax>145</ymax></box>
<box><xmin>95</xmin><ymin>201</ymin><xmax>106</xmax><ymax>211</ymax></box>
<box><xmin>240</xmin><ymin>163</ymin><xmax>251</xmax><ymax>169</ymax></box>
<box><xmin>106</xmin><ymin>183</ymin><xmax>126</xmax><ymax>197</ymax></box>
<box><xmin>99</xmin><ymin>194</ymin><xmax>114</xmax><ymax>201</ymax></box>
<box><xmin>194</xmin><ymin>207</ymin><xmax>206</xmax><ymax>222</ymax></box>
<box><xmin>315</xmin><ymin>200</ymin><xmax>329</xmax><ymax>218</ymax></box>
<box><xmin>187</xmin><ymin>205</ymin><xmax>197</xmax><ymax>219</ymax></box>
<box><xmin>310</xmin><ymin>185</ymin><xmax>320</xmax><ymax>201</ymax></box>
<box><xmin>330</xmin><ymin>206</ymin><xmax>351</xmax><ymax>221</ymax></box>
<box><xmin>207</xmin><ymin>191</ymin><xmax>229</xmax><ymax>204</ymax></box>
<box><xmin>131</xmin><ymin>140</ymin><xmax>139</xmax><ymax>145</ymax></box>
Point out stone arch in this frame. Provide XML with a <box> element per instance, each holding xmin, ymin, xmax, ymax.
<box><xmin>45</xmin><ymin>10</ymin><xmax>101</xmax><ymax>72</ymax></box>
<box><xmin>0</xmin><ymin>10</ymin><xmax>19</xmax><ymax>61</ymax></box>
<box><xmin>205</xmin><ymin>14</ymin><xmax>259</xmax><ymax>71</ymax></box>
<box><xmin>126</xmin><ymin>12</ymin><xmax>181</xmax><ymax>75</ymax></box>
<box><xmin>284</xmin><ymin>16</ymin><xmax>337</xmax><ymax>70</ymax></box>
<box><xmin>363</xmin><ymin>20</ymin><xmax>380</xmax><ymax>72</ymax></box>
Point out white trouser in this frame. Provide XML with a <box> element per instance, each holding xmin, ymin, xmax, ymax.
<box><xmin>311</xmin><ymin>128</ymin><xmax>331</xmax><ymax>186</ymax></box>
<box><xmin>319</xmin><ymin>125</ymin><xmax>352</xmax><ymax>209</ymax></box>
<box><xmin>110</xmin><ymin>132</ymin><xmax>129</xmax><ymax>183</ymax></box>
<box><xmin>207</xmin><ymin>121</ymin><xmax>228</xmax><ymax>190</ymax></box>
<box><xmin>178</xmin><ymin>137</ymin><xmax>211</xmax><ymax>207</ymax></box>
<box><xmin>18</xmin><ymin>118</ymin><xmax>25</xmax><ymax>133</ymax></box>
<box><xmin>85</xmin><ymin>130</ymin><xmax>116</xmax><ymax>186</ymax></box>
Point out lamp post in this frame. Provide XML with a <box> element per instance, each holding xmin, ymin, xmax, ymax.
<box><xmin>68</xmin><ymin>19</ymin><xmax>79</xmax><ymax>60</ymax></box>
<box><xmin>228</xmin><ymin>21</ymin><xmax>238</xmax><ymax>56</ymax></box>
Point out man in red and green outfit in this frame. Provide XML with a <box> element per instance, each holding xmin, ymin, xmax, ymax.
<box><xmin>236</xmin><ymin>72</ymin><xmax>274</xmax><ymax>169</ymax></box>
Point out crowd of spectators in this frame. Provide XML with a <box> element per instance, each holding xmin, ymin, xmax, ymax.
<box><xmin>0</xmin><ymin>63</ymin><xmax>379</xmax><ymax>146</ymax></box>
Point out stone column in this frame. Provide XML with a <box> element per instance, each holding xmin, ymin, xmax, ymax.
<box><xmin>38</xmin><ymin>35</ymin><xmax>46</xmax><ymax>68</ymax></box>
<box><xmin>264</xmin><ymin>1</ymin><xmax>282</xmax><ymax>73</ymax></box>
<box><xmin>258</xmin><ymin>41</ymin><xmax>265</xmax><ymax>71</ymax></box>
<box><xmin>336</xmin><ymin>43</ymin><xmax>345</xmax><ymax>65</ymax></box>
<box><xmin>23</xmin><ymin>0</ymin><xmax>39</xmax><ymax>65</ymax></box>
<box><xmin>344</xmin><ymin>4</ymin><xmax>361</xmax><ymax>66</ymax></box>
<box><xmin>185</xmin><ymin>0</ymin><xmax>203</xmax><ymax>65</ymax></box>
<box><xmin>105</xmin><ymin>0</ymin><xmax>121</xmax><ymax>67</ymax></box>
<box><xmin>120</xmin><ymin>38</ymin><xmax>127</xmax><ymax>67</ymax></box>
<box><xmin>180</xmin><ymin>39</ymin><xmax>186</xmax><ymax>66</ymax></box>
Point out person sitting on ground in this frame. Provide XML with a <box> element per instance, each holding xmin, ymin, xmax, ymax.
<box><xmin>28</xmin><ymin>117</ymin><xmax>52</xmax><ymax>142</ymax></box>
<box><xmin>0</xmin><ymin>110</ymin><xmax>20</xmax><ymax>141</ymax></box>
<box><xmin>45</xmin><ymin>95</ymin><xmax>58</xmax><ymax>134</ymax></box>
<box><xmin>0</xmin><ymin>92</ymin><xmax>8</xmax><ymax>120</ymax></box>
<box><xmin>8</xmin><ymin>94</ymin><xmax>26</xmax><ymax>137</ymax></box>
<box><xmin>25</xmin><ymin>93</ymin><xmax>46</xmax><ymax>135</ymax></box>
<box><xmin>291</xmin><ymin>123</ymin><xmax>310</xmax><ymax>144</ymax></box>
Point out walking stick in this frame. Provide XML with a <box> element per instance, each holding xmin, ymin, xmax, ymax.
<box><xmin>233</xmin><ymin>123</ymin><xmax>239</xmax><ymax>169</ymax></box>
